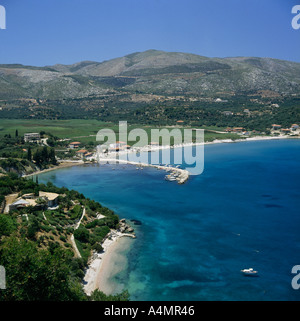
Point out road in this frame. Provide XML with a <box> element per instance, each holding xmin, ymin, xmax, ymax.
<box><xmin>70</xmin><ymin>206</ymin><xmax>86</xmax><ymax>258</ymax></box>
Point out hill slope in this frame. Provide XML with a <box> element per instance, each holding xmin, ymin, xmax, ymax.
<box><xmin>0</xmin><ymin>50</ymin><xmax>300</xmax><ymax>99</ymax></box>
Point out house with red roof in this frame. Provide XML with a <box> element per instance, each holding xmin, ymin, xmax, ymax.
<box><xmin>69</xmin><ymin>141</ymin><xmax>81</xmax><ymax>149</ymax></box>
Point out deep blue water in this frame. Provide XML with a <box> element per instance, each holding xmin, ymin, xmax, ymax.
<box><xmin>38</xmin><ymin>140</ymin><xmax>300</xmax><ymax>301</ymax></box>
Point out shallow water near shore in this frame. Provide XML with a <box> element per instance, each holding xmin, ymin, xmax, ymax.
<box><xmin>39</xmin><ymin>140</ymin><xmax>300</xmax><ymax>301</ymax></box>
<box><xmin>96</xmin><ymin>236</ymin><xmax>134</xmax><ymax>295</ymax></box>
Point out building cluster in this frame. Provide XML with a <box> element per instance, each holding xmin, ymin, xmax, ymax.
<box><xmin>225</xmin><ymin>127</ymin><xmax>254</xmax><ymax>135</ymax></box>
<box><xmin>9</xmin><ymin>191</ymin><xmax>59</xmax><ymax>211</ymax></box>
<box><xmin>107</xmin><ymin>141</ymin><xmax>131</xmax><ymax>152</ymax></box>
<box><xmin>225</xmin><ymin>123</ymin><xmax>299</xmax><ymax>137</ymax></box>
<box><xmin>221</xmin><ymin>109</ymin><xmax>251</xmax><ymax>117</ymax></box>
<box><xmin>271</xmin><ymin>124</ymin><xmax>299</xmax><ymax>135</ymax></box>
<box><xmin>68</xmin><ymin>141</ymin><xmax>93</xmax><ymax>159</ymax></box>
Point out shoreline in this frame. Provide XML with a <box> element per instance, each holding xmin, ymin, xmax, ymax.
<box><xmin>82</xmin><ymin>134</ymin><xmax>300</xmax><ymax>297</ymax></box>
<box><xmin>29</xmin><ymin>134</ymin><xmax>299</xmax><ymax>296</ymax></box>
<box><xmin>22</xmin><ymin>135</ymin><xmax>298</xmax><ymax>179</ymax></box>
<box><xmin>95</xmin><ymin>134</ymin><xmax>296</xmax><ymax>160</ymax></box>
<box><xmin>22</xmin><ymin>160</ymin><xmax>87</xmax><ymax>178</ymax></box>
<box><xmin>83</xmin><ymin>229</ymin><xmax>135</xmax><ymax>296</ymax></box>
<box><xmin>94</xmin><ymin>135</ymin><xmax>296</xmax><ymax>183</ymax></box>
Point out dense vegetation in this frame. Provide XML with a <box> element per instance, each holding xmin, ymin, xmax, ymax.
<box><xmin>0</xmin><ymin>173</ymin><xmax>129</xmax><ymax>301</ymax></box>
<box><xmin>0</xmin><ymin>94</ymin><xmax>299</xmax><ymax>132</ymax></box>
<box><xmin>0</xmin><ymin>132</ymin><xmax>57</xmax><ymax>168</ymax></box>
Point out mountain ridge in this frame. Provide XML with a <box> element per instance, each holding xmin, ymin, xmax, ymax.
<box><xmin>0</xmin><ymin>49</ymin><xmax>300</xmax><ymax>100</ymax></box>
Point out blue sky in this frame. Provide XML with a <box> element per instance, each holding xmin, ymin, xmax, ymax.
<box><xmin>0</xmin><ymin>0</ymin><xmax>299</xmax><ymax>65</ymax></box>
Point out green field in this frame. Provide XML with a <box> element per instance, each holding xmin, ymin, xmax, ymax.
<box><xmin>0</xmin><ymin>119</ymin><xmax>113</xmax><ymax>138</ymax></box>
<box><xmin>0</xmin><ymin>119</ymin><xmax>241</xmax><ymax>144</ymax></box>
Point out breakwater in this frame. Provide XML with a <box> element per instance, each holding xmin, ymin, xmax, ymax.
<box><xmin>98</xmin><ymin>157</ymin><xmax>189</xmax><ymax>184</ymax></box>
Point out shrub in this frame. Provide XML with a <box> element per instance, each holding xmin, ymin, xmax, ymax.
<box><xmin>66</xmin><ymin>227</ymin><xmax>74</xmax><ymax>234</ymax></box>
<box><xmin>94</xmin><ymin>226</ymin><xmax>110</xmax><ymax>239</ymax></box>
<box><xmin>102</xmin><ymin>215</ymin><xmax>119</xmax><ymax>228</ymax></box>
<box><xmin>27</xmin><ymin>217</ymin><xmax>40</xmax><ymax>240</ymax></box>
<box><xmin>92</xmin><ymin>243</ymin><xmax>103</xmax><ymax>253</ymax></box>
<box><xmin>74</xmin><ymin>226</ymin><xmax>89</xmax><ymax>243</ymax></box>
<box><xmin>41</xmin><ymin>225</ymin><xmax>52</xmax><ymax>233</ymax></box>
<box><xmin>0</xmin><ymin>215</ymin><xmax>17</xmax><ymax>236</ymax></box>
<box><xmin>70</xmin><ymin>205</ymin><xmax>82</xmax><ymax>220</ymax></box>
<box><xmin>85</xmin><ymin>220</ymin><xmax>98</xmax><ymax>229</ymax></box>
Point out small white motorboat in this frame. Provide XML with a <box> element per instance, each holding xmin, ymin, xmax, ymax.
<box><xmin>241</xmin><ymin>268</ymin><xmax>258</xmax><ymax>276</ymax></box>
<box><xmin>165</xmin><ymin>175</ymin><xmax>177</xmax><ymax>181</ymax></box>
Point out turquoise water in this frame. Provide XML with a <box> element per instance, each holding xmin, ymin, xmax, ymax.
<box><xmin>39</xmin><ymin>140</ymin><xmax>300</xmax><ymax>301</ymax></box>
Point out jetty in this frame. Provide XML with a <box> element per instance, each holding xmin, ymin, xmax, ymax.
<box><xmin>97</xmin><ymin>157</ymin><xmax>189</xmax><ymax>184</ymax></box>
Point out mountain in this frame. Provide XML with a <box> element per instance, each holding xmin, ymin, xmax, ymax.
<box><xmin>0</xmin><ymin>50</ymin><xmax>300</xmax><ymax>100</ymax></box>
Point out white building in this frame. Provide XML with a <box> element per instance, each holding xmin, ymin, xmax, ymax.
<box><xmin>24</xmin><ymin>133</ymin><xmax>40</xmax><ymax>143</ymax></box>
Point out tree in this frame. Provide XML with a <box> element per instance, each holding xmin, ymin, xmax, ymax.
<box><xmin>15</xmin><ymin>129</ymin><xmax>18</xmax><ymax>137</ymax></box>
<box><xmin>0</xmin><ymin>215</ymin><xmax>17</xmax><ymax>236</ymax></box>
<box><xmin>41</xmin><ymin>146</ymin><xmax>48</xmax><ymax>165</ymax></box>
<box><xmin>74</xmin><ymin>226</ymin><xmax>89</xmax><ymax>243</ymax></box>
<box><xmin>49</xmin><ymin>148</ymin><xmax>57</xmax><ymax>165</ymax></box>
<box><xmin>90</xmin><ymin>289</ymin><xmax>130</xmax><ymax>301</ymax></box>
<box><xmin>33</xmin><ymin>186</ymin><xmax>39</xmax><ymax>197</ymax></box>
<box><xmin>27</xmin><ymin>146</ymin><xmax>32</xmax><ymax>161</ymax></box>
<box><xmin>27</xmin><ymin>216</ymin><xmax>40</xmax><ymax>240</ymax></box>
<box><xmin>47</xmin><ymin>138</ymin><xmax>55</xmax><ymax>147</ymax></box>
<box><xmin>92</xmin><ymin>243</ymin><xmax>103</xmax><ymax>253</ymax></box>
<box><xmin>33</xmin><ymin>148</ymin><xmax>42</xmax><ymax>166</ymax></box>
<box><xmin>0</xmin><ymin>237</ymin><xmax>86</xmax><ymax>301</ymax></box>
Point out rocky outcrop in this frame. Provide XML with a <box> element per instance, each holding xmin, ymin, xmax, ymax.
<box><xmin>0</xmin><ymin>159</ymin><xmax>38</xmax><ymax>177</ymax></box>
<box><xmin>118</xmin><ymin>219</ymin><xmax>135</xmax><ymax>234</ymax></box>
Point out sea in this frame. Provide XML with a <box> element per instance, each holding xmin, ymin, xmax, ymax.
<box><xmin>38</xmin><ymin>139</ymin><xmax>300</xmax><ymax>301</ymax></box>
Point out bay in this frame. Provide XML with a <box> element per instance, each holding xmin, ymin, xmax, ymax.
<box><xmin>38</xmin><ymin>139</ymin><xmax>300</xmax><ymax>301</ymax></box>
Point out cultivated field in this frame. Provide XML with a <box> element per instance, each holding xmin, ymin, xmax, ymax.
<box><xmin>0</xmin><ymin>118</ymin><xmax>241</xmax><ymax>144</ymax></box>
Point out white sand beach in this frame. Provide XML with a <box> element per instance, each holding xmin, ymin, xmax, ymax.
<box><xmin>30</xmin><ymin>134</ymin><xmax>298</xmax><ymax>297</ymax></box>
<box><xmin>83</xmin><ymin>134</ymin><xmax>299</xmax><ymax>296</ymax></box>
<box><xmin>83</xmin><ymin>230</ymin><xmax>135</xmax><ymax>296</ymax></box>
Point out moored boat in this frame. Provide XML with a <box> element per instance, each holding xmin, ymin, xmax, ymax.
<box><xmin>165</xmin><ymin>174</ymin><xmax>177</xmax><ymax>181</ymax></box>
<box><xmin>240</xmin><ymin>268</ymin><xmax>258</xmax><ymax>276</ymax></box>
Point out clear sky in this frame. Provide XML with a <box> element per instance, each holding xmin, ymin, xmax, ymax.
<box><xmin>0</xmin><ymin>0</ymin><xmax>299</xmax><ymax>66</ymax></box>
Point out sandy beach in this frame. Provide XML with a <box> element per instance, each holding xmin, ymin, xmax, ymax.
<box><xmin>83</xmin><ymin>230</ymin><xmax>135</xmax><ymax>296</ymax></box>
<box><xmin>94</xmin><ymin>135</ymin><xmax>295</xmax><ymax>181</ymax></box>
<box><xmin>96</xmin><ymin>134</ymin><xmax>295</xmax><ymax>159</ymax></box>
<box><xmin>94</xmin><ymin>236</ymin><xmax>133</xmax><ymax>295</ymax></box>
<box><xmin>83</xmin><ymin>134</ymin><xmax>300</xmax><ymax>296</ymax></box>
<box><xmin>30</xmin><ymin>134</ymin><xmax>298</xmax><ymax>297</ymax></box>
<box><xmin>23</xmin><ymin>135</ymin><xmax>295</xmax><ymax>179</ymax></box>
<box><xmin>22</xmin><ymin>160</ymin><xmax>87</xmax><ymax>178</ymax></box>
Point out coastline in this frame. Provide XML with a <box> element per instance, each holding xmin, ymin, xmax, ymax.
<box><xmin>22</xmin><ymin>135</ymin><xmax>297</xmax><ymax>179</ymax></box>
<box><xmin>83</xmin><ymin>229</ymin><xmax>135</xmax><ymax>296</ymax></box>
<box><xmin>96</xmin><ymin>134</ymin><xmax>295</xmax><ymax>159</ymax></box>
<box><xmin>22</xmin><ymin>160</ymin><xmax>87</xmax><ymax>178</ymax></box>
<box><xmin>33</xmin><ymin>134</ymin><xmax>299</xmax><ymax>297</ymax></box>
<box><xmin>94</xmin><ymin>135</ymin><xmax>295</xmax><ymax>183</ymax></box>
